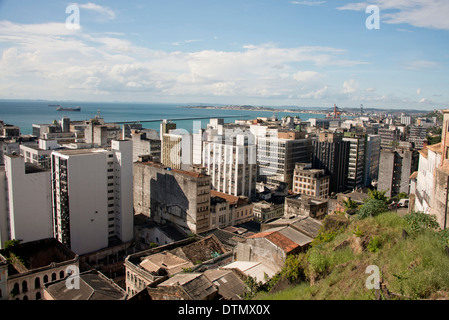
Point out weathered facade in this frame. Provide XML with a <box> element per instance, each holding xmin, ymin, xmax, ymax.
<box><xmin>133</xmin><ymin>160</ymin><xmax>211</xmax><ymax>235</ymax></box>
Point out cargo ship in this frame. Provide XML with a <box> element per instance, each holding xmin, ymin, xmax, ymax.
<box><xmin>56</xmin><ymin>106</ymin><xmax>81</xmax><ymax>112</ymax></box>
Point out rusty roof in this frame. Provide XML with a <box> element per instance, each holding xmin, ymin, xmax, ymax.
<box><xmin>211</xmin><ymin>190</ymin><xmax>239</xmax><ymax>204</ymax></box>
<box><xmin>248</xmin><ymin>226</ymin><xmax>311</xmax><ymax>253</ymax></box>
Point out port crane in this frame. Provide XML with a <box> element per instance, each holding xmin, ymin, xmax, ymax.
<box><xmin>326</xmin><ymin>104</ymin><xmax>342</xmax><ymax>119</ymax></box>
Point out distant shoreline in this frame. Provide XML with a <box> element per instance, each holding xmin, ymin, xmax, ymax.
<box><xmin>181</xmin><ymin>105</ymin><xmax>329</xmax><ymax>115</ymax></box>
<box><xmin>181</xmin><ymin>105</ymin><xmax>431</xmax><ymax>116</ymax></box>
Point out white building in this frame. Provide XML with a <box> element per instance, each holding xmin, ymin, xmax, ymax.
<box><xmin>203</xmin><ymin>133</ymin><xmax>257</xmax><ymax>199</ymax></box>
<box><xmin>414</xmin><ymin>143</ymin><xmax>441</xmax><ymax>214</ymax></box>
<box><xmin>51</xmin><ymin>140</ymin><xmax>133</xmax><ymax>255</ymax></box>
<box><xmin>2</xmin><ymin>155</ymin><xmax>53</xmax><ymax>245</ymax></box>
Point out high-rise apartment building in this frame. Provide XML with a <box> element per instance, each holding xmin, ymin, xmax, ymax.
<box><xmin>311</xmin><ymin>132</ymin><xmax>350</xmax><ymax>195</ymax></box>
<box><xmin>343</xmin><ymin>133</ymin><xmax>366</xmax><ymax>191</ymax></box>
<box><xmin>1</xmin><ymin>155</ymin><xmax>53</xmax><ymax>247</ymax></box>
<box><xmin>364</xmin><ymin>134</ymin><xmax>381</xmax><ymax>187</ymax></box>
<box><xmin>51</xmin><ymin>140</ymin><xmax>133</xmax><ymax>255</ymax></box>
<box><xmin>378</xmin><ymin>142</ymin><xmax>419</xmax><ymax>198</ymax></box>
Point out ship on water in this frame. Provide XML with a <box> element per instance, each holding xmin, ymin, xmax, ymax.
<box><xmin>56</xmin><ymin>106</ymin><xmax>81</xmax><ymax>112</ymax></box>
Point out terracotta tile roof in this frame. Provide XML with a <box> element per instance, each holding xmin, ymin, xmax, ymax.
<box><xmin>248</xmin><ymin>227</ymin><xmax>301</xmax><ymax>253</ymax></box>
<box><xmin>211</xmin><ymin>190</ymin><xmax>239</xmax><ymax>204</ymax></box>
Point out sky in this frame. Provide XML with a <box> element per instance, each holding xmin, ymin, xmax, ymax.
<box><xmin>0</xmin><ymin>0</ymin><xmax>448</xmax><ymax>110</ymax></box>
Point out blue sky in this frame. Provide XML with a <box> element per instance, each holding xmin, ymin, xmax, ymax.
<box><xmin>0</xmin><ymin>0</ymin><xmax>448</xmax><ymax>110</ymax></box>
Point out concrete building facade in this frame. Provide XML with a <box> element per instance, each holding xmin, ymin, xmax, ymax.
<box><xmin>3</xmin><ymin>155</ymin><xmax>53</xmax><ymax>245</ymax></box>
<box><xmin>51</xmin><ymin>140</ymin><xmax>133</xmax><ymax>255</ymax></box>
<box><xmin>378</xmin><ymin>143</ymin><xmax>419</xmax><ymax>198</ymax></box>
<box><xmin>292</xmin><ymin>163</ymin><xmax>329</xmax><ymax>198</ymax></box>
<box><xmin>311</xmin><ymin>132</ymin><xmax>350</xmax><ymax>195</ymax></box>
<box><xmin>133</xmin><ymin>161</ymin><xmax>211</xmax><ymax>235</ymax></box>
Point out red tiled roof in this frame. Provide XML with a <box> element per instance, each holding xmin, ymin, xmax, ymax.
<box><xmin>248</xmin><ymin>229</ymin><xmax>299</xmax><ymax>253</ymax></box>
<box><xmin>211</xmin><ymin>190</ymin><xmax>239</xmax><ymax>205</ymax></box>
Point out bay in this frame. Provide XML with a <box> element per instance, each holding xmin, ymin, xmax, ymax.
<box><xmin>0</xmin><ymin>100</ymin><xmax>327</xmax><ymax>135</ymax></box>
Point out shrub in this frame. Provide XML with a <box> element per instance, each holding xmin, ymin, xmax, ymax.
<box><xmin>358</xmin><ymin>199</ymin><xmax>388</xmax><ymax>219</ymax></box>
<box><xmin>403</xmin><ymin>212</ymin><xmax>439</xmax><ymax>235</ymax></box>
<box><xmin>367</xmin><ymin>236</ymin><xmax>381</xmax><ymax>253</ymax></box>
<box><xmin>308</xmin><ymin>250</ymin><xmax>329</xmax><ymax>277</ymax></box>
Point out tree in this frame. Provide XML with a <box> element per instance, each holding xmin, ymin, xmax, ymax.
<box><xmin>367</xmin><ymin>189</ymin><xmax>388</xmax><ymax>203</ymax></box>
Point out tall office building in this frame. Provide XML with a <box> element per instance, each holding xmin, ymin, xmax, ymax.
<box><xmin>51</xmin><ymin>140</ymin><xmax>133</xmax><ymax>255</ymax></box>
<box><xmin>203</xmin><ymin>132</ymin><xmax>257</xmax><ymax>199</ymax></box>
<box><xmin>251</xmin><ymin>125</ymin><xmax>311</xmax><ymax>191</ymax></box>
<box><xmin>409</xmin><ymin>125</ymin><xmax>427</xmax><ymax>149</ymax></box>
<box><xmin>378</xmin><ymin>142</ymin><xmax>419</xmax><ymax>198</ymax></box>
<box><xmin>343</xmin><ymin>133</ymin><xmax>366</xmax><ymax>191</ymax></box>
<box><xmin>364</xmin><ymin>134</ymin><xmax>381</xmax><ymax>187</ymax></box>
<box><xmin>311</xmin><ymin>132</ymin><xmax>350</xmax><ymax>195</ymax></box>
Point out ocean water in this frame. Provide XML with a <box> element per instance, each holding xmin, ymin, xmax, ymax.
<box><xmin>0</xmin><ymin>100</ymin><xmax>327</xmax><ymax>135</ymax></box>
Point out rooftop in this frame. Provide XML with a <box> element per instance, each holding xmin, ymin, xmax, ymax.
<box><xmin>0</xmin><ymin>238</ymin><xmax>77</xmax><ymax>274</ymax></box>
<box><xmin>427</xmin><ymin>142</ymin><xmax>442</xmax><ymax>153</ymax></box>
<box><xmin>44</xmin><ymin>270</ymin><xmax>127</xmax><ymax>300</ymax></box>
<box><xmin>140</xmin><ymin>252</ymin><xmax>193</xmax><ymax>276</ymax></box>
<box><xmin>248</xmin><ymin>226</ymin><xmax>313</xmax><ymax>252</ymax></box>
<box><xmin>158</xmin><ymin>273</ymin><xmax>217</xmax><ymax>300</ymax></box>
<box><xmin>222</xmin><ymin>261</ymin><xmax>277</xmax><ymax>284</ymax></box>
<box><xmin>203</xmin><ymin>269</ymin><xmax>246</xmax><ymax>300</ymax></box>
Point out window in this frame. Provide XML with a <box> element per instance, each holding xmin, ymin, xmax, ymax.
<box><xmin>22</xmin><ymin>281</ymin><xmax>28</xmax><ymax>293</ymax></box>
<box><xmin>52</xmin><ymin>273</ymin><xmax>57</xmax><ymax>281</ymax></box>
<box><xmin>35</xmin><ymin>277</ymin><xmax>40</xmax><ymax>289</ymax></box>
<box><xmin>60</xmin><ymin>270</ymin><xmax>65</xmax><ymax>279</ymax></box>
<box><xmin>43</xmin><ymin>275</ymin><xmax>49</xmax><ymax>283</ymax></box>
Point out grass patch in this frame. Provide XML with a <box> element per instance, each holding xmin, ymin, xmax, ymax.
<box><xmin>253</xmin><ymin>212</ymin><xmax>449</xmax><ymax>300</ymax></box>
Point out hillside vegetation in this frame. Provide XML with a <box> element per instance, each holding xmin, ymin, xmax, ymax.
<box><xmin>252</xmin><ymin>207</ymin><xmax>449</xmax><ymax>300</ymax></box>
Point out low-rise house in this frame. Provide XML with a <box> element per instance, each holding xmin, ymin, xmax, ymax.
<box><xmin>252</xmin><ymin>198</ymin><xmax>285</xmax><ymax>222</ymax></box>
<box><xmin>43</xmin><ymin>269</ymin><xmax>127</xmax><ymax>300</ymax></box>
<box><xmin>234</xmin><ymin>226</ymin><xmax>313</xmax><ymax>275</ymax></box>
<box><xmin>221</xmin><ymin>261</ymin><xmax>278</xmax><ymax>284</ymax></box>
<box><xmin>261</xmin><ymin>215</ymin><xmax>323</xmax><ymax>239</ymax></box>
<box><xmin>284</xmin><ymin>194</ymin><xmax>328</xmax><ymax>219</ymax></box>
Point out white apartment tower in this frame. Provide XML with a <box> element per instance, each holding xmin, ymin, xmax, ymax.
<box><xmin>1</xmin><ymin>155</ymin><xmax>53</xmax><ymax>246</ymax></box>
<box><xmin>51</xmin><ymin>140</ymin><xmax>133</xmax><ymax>255</ymax></box>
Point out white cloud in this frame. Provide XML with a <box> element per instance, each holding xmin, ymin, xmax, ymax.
<box><xmin>292</xmin><ymin>70</ymin><xmax>322</xmax><ymax>82</ymax></box>
<box><xmin>337</xmin><ymin>0</ymin><xmax>449</xmax><ymax>30</ymax></box>
<box><xmin>343</xmin><ymin>79</ymin><xmax>359</xmax><ymax>94</ymax></box>
<box><xmin>78</xmin><ymin>2</ymin><xmax>116</xmax><ymax>20</ymax></box>
<box><xmin>417</xmin><ymin>88</ymin><xmax>421</xmax><ymax>95</ymax></box>
<box><xmin>0</xmin><ymin>21</ymin><xmax>376</xmax><ymax>103</ymax></box>
<box><xmin>290</xmin><ymin>1</ymin><xmax>326</xmax><ymax>5</ymax></box>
